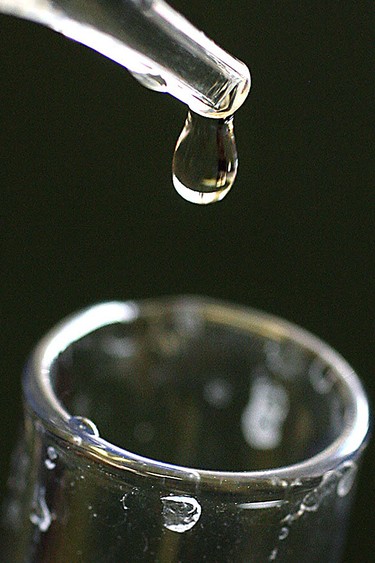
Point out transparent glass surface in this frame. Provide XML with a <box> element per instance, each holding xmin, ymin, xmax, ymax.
<box><xmin>1</xmin><ymin>297</ymin><xmax>370</xmax><ymax>562</ymax></box>
<box><xmin>0</xmin><ymin>0</ymin><xmax>250</xmax><ymax>117</ymax></box>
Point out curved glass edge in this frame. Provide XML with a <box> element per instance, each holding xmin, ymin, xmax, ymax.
<box><xmin>23</xmin><ymin>297</ymin><xmax>371</xmax><ymax>491</ymax></box>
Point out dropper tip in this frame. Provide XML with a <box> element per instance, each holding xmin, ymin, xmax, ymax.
<box><xmin>193</xmin><ymin>65</ymin><xmax>251</xmax><ymax>119</ymax></box>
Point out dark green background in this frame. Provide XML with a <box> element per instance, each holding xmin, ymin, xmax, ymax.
<box><xmin>0</xmin><ymin>1</ymin><xmax>373</xmax><ymax>560</ymax></box>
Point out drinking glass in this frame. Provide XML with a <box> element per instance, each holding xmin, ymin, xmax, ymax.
<box><xmin>1</xmin><ymin>297</ymin><xmax>370</xmax><ymax>562</ymax></box>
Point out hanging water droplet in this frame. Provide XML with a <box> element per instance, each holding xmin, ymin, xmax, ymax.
<box><xmin>160</xmin><ymin>495</ymin><xmax>201</xmax><ymax>533</ymax></box>
<box><xmin>70</xmin><ymin>416</ymin><xmax>100</xmax><ymax>437</ymax></box>
<box><xmin>172</xmin><ymin>111</ymin><xmax>238</xmax><ymax>204</ymax></box>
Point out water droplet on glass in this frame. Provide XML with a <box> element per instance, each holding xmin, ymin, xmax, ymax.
<box><xmin>47</xmin><ymin>446</ymin><xmax>58</xmax><ymax>460</ymax></box>
<box><xmin>172</xmin><ymin>111</ymin><xmax>237</xmax><ymax>204</ymax></box>
<box><xmin>281</xmin><ymin>512</ymin><xmax>295</xmax><ymax>525</ymax></box>
<box><xmin>121</xmin><ymin>487</ymin><xmax>139</xmax><ymax>511</ymax></box>
<box><xmin>269</xmin><ymin>547</ymin><xmax>278</xmax><ymax>560</ymax></box>
<box><xmin>241</xmin><ymin>375</ymin><xmax>289</xmax><ymax>450</ymax></box>
<box><xmin>121</xmin><ymin>494</ymin><xmax>129</xmax><ymax>511</ymax></box>
<box><xmin>290</xmin><ymin>478</ymin><xmax>302</xmax><ymax>488</ymax></box>
<box><xmin>308</xmin><ymin>358</ymin><xmax>334</xmax><ymax>394</ymax></box>
<box><xmin>337</xmin><ymin>462</ymin><xmax>357</xmax><ymax>497</ymax></box>
<box><xmin>130</xmin><ymin>71</ymin><xmax>167</xmax><ymax>92</ymax></box>
<box><xmin>44</xmin><ymin>446</ymin><xmax>58</xmax><ymax>470</ymax></box>
<box><xmin>238</xmin><ymin>499</ymin><xmax>286</xmax><ymax>510</ymax></box>
<box><xmin>264</xmin><ymin>341</ymin><xmax>306</xmax><ymax>380</ymax></box>
<box><xmin>203</xmin><ymin>378</ymin><xmax>233</xmax><ymax>409</ymax></box>
<box><xmin>300</xmin><ymin>489</ymin><xmax>321</xmax><ymax>512</ymax></box>
<box><xmin>278</xmin><ymin>526</ymin><xmax>289</xmax><ymax>540</ymax></box>
<box><xmin>320</xmin><ymin>470</ymin><xmax>339</xmax><ymax>496</ymax></box>
<box><xmin>160</xmin><ymin>495</ymin><xmax>201</xmax><ymax>533</ymax></box>
<box><xmin>70</xmin><ymin>416</ymin><xmax>100</xmax><ymax>437</ymax></box>
<box><xmin>30</xmin><ymin>486</ymin><xmax>53</xmax><ymax>532</ymax></box>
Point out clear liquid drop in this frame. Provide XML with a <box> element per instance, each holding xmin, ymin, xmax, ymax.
<box><xmin>160</xmin><ymin>495</ymin><xmax>201</xmax><ymax>533</ymax></box>
<box><xmin>172</xmin><ymin>111</ymin><xmax>238</xmax><ymax>204</ymax></box>
<box><xmin>70</xmin><ymin>416</ymin><xmax>100</xmax><ymax>437</ymax></box>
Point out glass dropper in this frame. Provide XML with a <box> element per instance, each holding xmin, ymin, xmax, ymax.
<box><xmin>0</xmin><ymin>0</ymin><xmax>250</xmax><ymax>118</ymax></box>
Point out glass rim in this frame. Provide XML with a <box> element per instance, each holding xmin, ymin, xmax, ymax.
<box><xmin>24</xmin><ymin>296</ymin><xmax>370</xmax><ymax>488</ymax></box>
